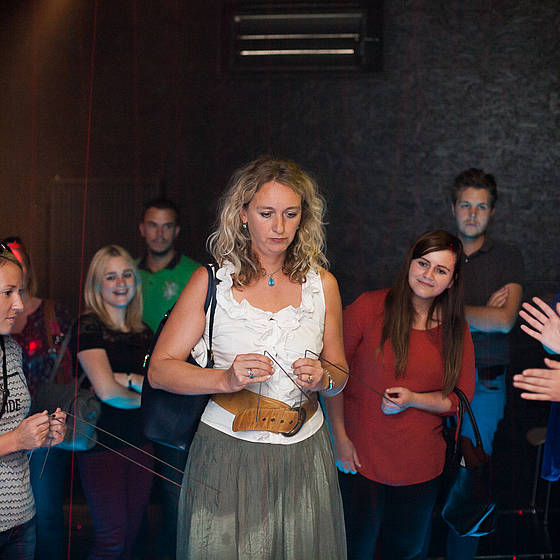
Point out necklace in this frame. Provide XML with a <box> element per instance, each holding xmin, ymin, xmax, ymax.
<box><xmin>264</xmin><ymin>265</ymin><xmax>283</xmax><ymax>287</ymax></box>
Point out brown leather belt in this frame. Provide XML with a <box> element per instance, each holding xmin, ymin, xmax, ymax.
<box><xmin>212</xmin><ymin>390</ymin><xmax>318</xmax><ymax>437</ymax></box>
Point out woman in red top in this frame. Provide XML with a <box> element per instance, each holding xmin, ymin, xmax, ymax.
<box><xmin>325</xmin><ymin>230</ymin><xmax>475</xmax><ymax>560</ymax></box>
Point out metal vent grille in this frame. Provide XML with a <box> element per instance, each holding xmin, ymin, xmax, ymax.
<box><xmin>223</xmin><ymin>1</ymin><xmax>383</xmax><ymax>72</ymax></box>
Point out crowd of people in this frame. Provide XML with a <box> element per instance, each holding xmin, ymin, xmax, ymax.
<box><xmin>0</xmin><ymin>156</ymin><xmax>556</xmax><ymax>560</ymax></box>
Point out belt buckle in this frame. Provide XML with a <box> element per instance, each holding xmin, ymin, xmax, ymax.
<box><xmin>281</xmin><ymin>405</ymin><xmax>307</xmax><ymax>437</ymax></box>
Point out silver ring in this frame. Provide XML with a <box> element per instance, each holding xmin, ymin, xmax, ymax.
<box><xmin>248</xmin><ymin>368</ymin><xmax>254</xmax><ymax>379</ymax></box>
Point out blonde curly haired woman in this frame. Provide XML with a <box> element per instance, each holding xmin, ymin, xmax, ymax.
<box><xmin>150</xmin><ymin>156</ymin><xmax>349</xmax><ymax>559</ymax></box>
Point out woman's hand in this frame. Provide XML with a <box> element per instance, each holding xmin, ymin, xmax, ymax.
<box><xmin>13</xmin><ymin>411</ymin><xmax>50</xmax><ymax>450</ymax></box>
<box><xmin>225</xmin><ymin>353</ymin><xmax>274</xmax><ymax>392</ymax></box>
<box><xmin>381</xmin><ymin>387</ymin><xmax>412</xmax><ymax>415</ymax></box>
<box><xmin>334</xmin><ymin>435</ymin><xmax>362</xmax><ymax>474</ymax></box>
<box><xmin>513</xmin><ymin>358</ymin><xmax>560</xmax><ymax>402</ymax></box>
<box><xmin>292</xmin><ymin>358</ymin><xmax>325</xmax><ymax>392</ymax></box>
<box><xmin>46</xmin><ymin>408</ymin><xmax>67</xmax><ymax>446</ymax></box>
<box><xmin>519</xmin><ymin>297</ymin><xmax>560</xmax><ymax>354</ymax></box>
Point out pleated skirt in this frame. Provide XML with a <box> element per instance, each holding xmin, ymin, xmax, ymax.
<box><xmin>177</xmin><ymin>421</ymin><xmax>347</xmax><ymax>560</ymax></box>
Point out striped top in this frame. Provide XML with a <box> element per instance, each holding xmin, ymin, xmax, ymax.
<box><xmin>0</xmin><ymin>336</ymin><xmax>35</xmax><ymax>532</ymax></box>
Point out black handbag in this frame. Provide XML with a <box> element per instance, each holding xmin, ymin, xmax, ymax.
<box><xmin>31</xmin><ymin>321</ymin><xmax>101</xmax><ymax>451</ymax></box>
<box><xmin>141</xmin><ymin>263</ymin><xmax>218</xmax><ymax>451</ymax></box>
<box><xmin>441</xmin><ymin>387</ymin><xmax>496</xmax><ymax>537</ymax></box>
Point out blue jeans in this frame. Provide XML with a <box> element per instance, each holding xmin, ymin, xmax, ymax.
<box><xmin>0</xmin><ymin>517</ymin><xmax>36</xmax><ymax>560</ymax></box>
<box><xmin>28</xmin><ymin>446</ymin><xmax>71</xmax><ymax>560</ymax></box>
<box><xmin>339</xmin><ymin>471</ymin><xmax>440</xmax><ymax>560</ymax></box>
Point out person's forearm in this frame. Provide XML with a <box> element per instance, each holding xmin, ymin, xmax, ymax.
<box><xmin>320</xmin><ymin>367</ymin><xmax>348</xmax><ymax>397</ymax></box>
<box><xmin>96</xmin><ymin>382</ymin><xmax>142</xmax><ymax>409</ymax></box>
<box><xmin>322</xmin><ymin>393</ymin><xmax>348</xmax><ymax>440</ymax></box>
<box><xmin>102</xmin><ymin>390</ymin><xmax>141</xmax><ymax>409</ymax></box>
<box><xmin>0</xmin><ymin>430</ymin><xmax>20</xmax><ymax>456</ymax></box>
<box><xmin>149</xmin><ymin>357</ymin><xmax>231</xmax><ymax>395</ymax></box>
<box><xmin>465</xmin><ymin>305</ymin><xmax>516</xmax><ymax>333</ymax></box>
<box><xmin>410</xmin><ymin>391</ymin><xmax>452</xmax><ymax>414</ymax></box>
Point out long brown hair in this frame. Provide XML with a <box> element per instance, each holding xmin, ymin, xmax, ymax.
<box><xmin>380</xmin><ymin>230</ymin><xmax>465</xmax><ymax>395</ymax></box>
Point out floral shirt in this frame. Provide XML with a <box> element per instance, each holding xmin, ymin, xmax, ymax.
<box><xmin>12</xmin><ymin>300</ymin><xmax>72</xmax><ymax>397</ymax></box>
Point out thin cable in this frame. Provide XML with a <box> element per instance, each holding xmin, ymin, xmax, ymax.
<box><xmin>304</xmin><ymin>349</ymin><xmax>403</xmax><ymax>408</ymax></box>
<box><xmin>67</xmin><ymin>3</ymin><xmax>99</xmax><ymax>557</ymax></box>
<box><xmin>263</xmin><ymin>350</ymin><xmax>310</xmax><ymax>401</ymax></box>
<box><xmin>50</xmin><ymin>412</ymin><xmax>220</xmax><ymax>494</ymax></box>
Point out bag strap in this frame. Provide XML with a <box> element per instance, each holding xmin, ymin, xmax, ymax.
<box><xmin>453</xmin><ymin>387</ymin><xmax>485</xmax><ymax>453</ymax></box>
<box><xmin>44</xmin><ymin>320</ymin><xmax>76</xmax><ymax>385</ymax></box>
<box><xmin>0</xmin><ymin>336</ymin><xmax>8</xmax><ymax>419</ymax></box>
<box><xmin>43</xmin><ymin>299</ymin><xmax>56</xmax><ymax>354</ymax></box>
<box><xmin>142</xmin><ymin>263</ymin><xmax>219</xmax><ymax>372</ymax></box>
<box><xmin>205</xmin><ymin>263</ymin><xmax>218</xmax><ymax>366</ymax></box>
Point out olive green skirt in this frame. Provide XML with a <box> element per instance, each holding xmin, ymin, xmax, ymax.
<box><xmin>177</xmin><ymin>421</ymin><xmax>347</xmax><ymax>559</ymax></box>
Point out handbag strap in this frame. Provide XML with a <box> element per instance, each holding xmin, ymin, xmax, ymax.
<box><xmin>453</xmin><ymin>387</ymin><xmax>485</xmax><ymax>452</ymax></box>
<box><xmin>142</xmin><ymin>263</ymin><xmax>219</xmax><ymax>372</ymax></box>
<box><xmin>0</xmin><ymin>336</ymin><xmax>8</xmax><ymax>419</ymax></box>
<box><xmin>205</xmin><ymin>263</ymin><xmax>218</xmax><ymax>366</ymax></box>
<box><xmin>43</xmin><ymin>299</ymin><xmax>56</xmax><ymax>355</ymax></box>
<box><xmin>44</xmin><ymin>320</ymin><xmax>78</xmax><ymax>385</ymax></box>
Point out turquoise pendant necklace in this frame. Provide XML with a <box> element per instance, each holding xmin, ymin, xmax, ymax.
<box><xmin>266</xmin><ymin>265</ymin><xmax>283</xmax><ymax>286</ymax></box>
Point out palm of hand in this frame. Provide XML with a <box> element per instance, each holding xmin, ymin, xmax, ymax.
<box><xmin>540</xmin><ymin>317</ymin><xmax>560</xmax><ymax>353</ymax></box>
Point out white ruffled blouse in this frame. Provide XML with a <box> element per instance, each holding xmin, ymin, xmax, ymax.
<box><xmin>195</xmin><ymin>261</ymin><xmax>326</xmax><ymax>444</ymax></box>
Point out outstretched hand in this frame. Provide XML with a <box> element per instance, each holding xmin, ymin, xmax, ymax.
<box><xmin>513</xmin><ymin>358</ymin><xmax>560</xmax><ymax>402</ymax></box>
<box><xmin>519</xmin><ymin>297</ymin><xmax>560</xmax><ymax>354</ymax></box>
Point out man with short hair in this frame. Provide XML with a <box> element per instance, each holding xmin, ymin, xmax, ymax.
<box><xmin>137</xmin><ymin>198</ymin><xmax>199</xmax><ymax>560</ymax></box>
<box><xmin>447</xmin><ymin>168</ymin><xmax>524</xmax><ymax>558</ymax></box>
<box><xmin>137</xmin><ymin>198</ymin><xmax>199</xmax><ymax>332</ymax></box>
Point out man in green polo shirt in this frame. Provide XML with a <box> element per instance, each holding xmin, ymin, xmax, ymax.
<box><xmin>137</xmin><ymin>197</ymin><xmax>199</xmax><ymax>560</ymax></box>
<box><xmin>137</xmin><ymin>198</ymin><xmax>199</xmax><ymax>332</ymax></box>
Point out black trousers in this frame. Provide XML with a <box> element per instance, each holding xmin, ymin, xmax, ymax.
<box><xmin>339</xmin><ymin>471</ymin><xmax>440</xmax><ymax>560</ymax></box>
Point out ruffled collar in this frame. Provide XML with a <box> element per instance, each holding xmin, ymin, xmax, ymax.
<box><xmin>216</xmin><ymin>261</ymin><xmax>321</xmax><ymax>328</ymax></box>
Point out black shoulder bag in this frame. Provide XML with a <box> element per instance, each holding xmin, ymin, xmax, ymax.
<box><xmin>441</xmin><ymin>387</ymin><xmax>496</xmax><ymax>537</ymax></box>
<box><xmin>141</xmin><ymin>263</ymin><xmax>218</xmax><ymax>451</ymax></box>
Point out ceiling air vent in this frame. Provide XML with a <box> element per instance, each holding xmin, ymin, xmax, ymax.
<box><xmin>223</xmin><ymin>1</ymin><xmax>383</xmax><ymax>73</ymax></box>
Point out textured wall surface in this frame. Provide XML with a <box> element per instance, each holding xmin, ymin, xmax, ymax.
<box><xmin>0</xmin><ymin>0</ymin><xmax>558</xmax><ymax>308</ymax></box>
<box><xmin>0</xmin><ymin>0</ymin><xmax>558</xmax><ymax>535</ymax></box>
<box><xmin>185</xmin><ymin>1</ymin><xmax>560</xmax><ymax>305</ymax></box>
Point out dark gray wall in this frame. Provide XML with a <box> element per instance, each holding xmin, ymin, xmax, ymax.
<box><xmin>0</xmin><ymin>0</ymin><xmax>557</xmax><ymax>526</ymax></box>
<box><xmin>183</xmin><ymin>1</ymin><xmax>559</xmax><ymax>305</ymax></box>
<box><xmin>0</xmin><ymin>1</ymin><xmax>558</xmax><ymax>309</ymax></box>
